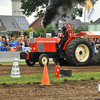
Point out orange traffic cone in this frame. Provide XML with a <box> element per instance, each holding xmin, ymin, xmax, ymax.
<box><xmin>41</xmin><ymin>64</ymin><xmax>50</xmax><ymax>85</ymax></box>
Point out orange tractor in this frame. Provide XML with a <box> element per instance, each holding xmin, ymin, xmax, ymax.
<box><xmin>20</xmin><ymin>23</ymin><xmax>93</xmax><ymax>67</ymax></box>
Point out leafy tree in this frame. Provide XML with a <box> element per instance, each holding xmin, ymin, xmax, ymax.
<box><xmin>23</xmin><ymin>29</ymin><xmax>30</xmax><ymax>38</ymax></box>
<box><xmin>21</xmin><ymin>0</ymin><xmax>98</xmax><ymax>19</ymax></box>
<box><xmin>75</xmin><ymin>26</ymin><xmax>88</xmax><ymax>33</ymax></box>
<box><xmin>24</xmin><ymin>26</ymin><xmax>56</xmax><ymax>38</ymax></box>
<box><xmin>21</xmin><ymin>0</ymin><xmax>48</xmax><ymax>17</ymax></box>
<box><xmin>36</xmin><ymin>26</ymin><xmax>56</xmax><ymax>37</ymax></box>
<box><xmin>23</xmin><ymin>26</ymin><xmax>88</xmax><ymax>37</ymax></box>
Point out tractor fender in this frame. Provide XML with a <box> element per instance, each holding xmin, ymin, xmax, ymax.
<box><xmin>63</xmin><ymin>36</ymin><xmax>80</xmax><ymax>50</ymax></box>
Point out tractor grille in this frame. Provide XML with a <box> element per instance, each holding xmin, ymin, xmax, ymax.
<box><xmin>37</xmin><ymin>43</ymin><xmax>44</xmax><ymax>52</ymax></box>
<box><xmin>29</xmin><ymin>38</ymin><xmax>35</xmax><ymax>43</ymax></box>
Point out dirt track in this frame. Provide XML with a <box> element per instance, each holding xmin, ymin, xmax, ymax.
<box><xmin>0</xmin><ymin>63</ymin><xmax>100</xmax><ymax>100</ymax></box>
<box><xmin>0</xmin><ymin>63</ymin><xmax>100</xmax><ymax>76</ymax></box>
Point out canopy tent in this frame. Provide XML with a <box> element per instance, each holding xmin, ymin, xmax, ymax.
<box><xmin>76</xmin><ymin>31</ymin><xmax>100</xmax><ymax>38</ymax></box>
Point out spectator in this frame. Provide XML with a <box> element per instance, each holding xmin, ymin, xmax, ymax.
<box><xmin>91</xmin><ymin>38</ymin><xmax>96</xmax><ymax>53</ymax></box>
<box><xmin>96</xmin><ymin>38</ymin><xmax>100</xmax><ymax>50</ymax></box>
<box><xmin>21</xmin><ymin>37</ymin><xmax>25</xmax><ymax>48</ymax></box>
<box><xmin>10</xmin><ymin>37</ymin><xmax>15</xmax><ymax>47</ymax></box>
<box><xmin>38</xmin><ymin>36</ymin><xmax>41</xmax><ymax>38</ymax></box>
<box><xmin>0</xmin><ymin>37</ymin><xmax>3</xmax><ymax>46</ymax></box>
<box><xmin>8</xmin><ymin>37</ymin><xmax>11</xmax><ymax>40</ymax></box>
<box><xmin>19</xmin><ymin>37</ymin><xmax>23</xmax><ymax>46</ymax></box>
<box><xmin>15</xmin><ymin>38</ymin><xmax>22</xmax><ymax>51</ymax></box>
<box><xmin>95</xmin><ymin>38</ymin><xmax>99</xmax><ymax>44</ymax></box>
<box><xmin>91</xmin><ymin>38</ymin><xmax>96</xmax><ymax>46</ymax></box>
<box><xmin>0</xmin><ymin>43</ymin><xmax>5</xmax><ymax>51</ymax></box>
<box><xmin>19</xmin><ymin>37</ymin><xmax>21</xmax><ymax>41</ymax></box>
<box><xmin>25</xmin><ymin>39</ymin><xmax>29</xmax><ymax>47</ymax></box>
<box><xmin>2</xmin><ymin>38</ymin><xmax>5</xmax><ymax>44</ymax></box>
<box><xmin>47</xmin><ymin>35</ymin><xmax>50</xmax><ymax>38</ymax></box>
<box><xmin>89</xmin><ymin>37</ymin><xmax>93</xmax><ymax>45</ymax></box>
<box><xmin>4</xmin><ymin>39</ymin><xmax>10</xmax><ymax>51</ymax></box>
<box><xmin>84</xmin><ymin>37</ymin><xmax>87</xmax><ymax>40</ymax></box>
<box><xmin>25</xmin><ymin>36</ymin><xmax>27</xmax><ymax>40</ymax></box>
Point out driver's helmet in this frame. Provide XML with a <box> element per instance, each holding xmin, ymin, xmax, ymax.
<box><xmin>62</xmin><ymin>26</ymin><xmax>66</xmax><ymax>31</ymax></box>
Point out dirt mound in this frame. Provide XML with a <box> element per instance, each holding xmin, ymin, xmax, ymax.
<box><xmin>0</xmin><ymin>80</ymin><xmax>99</xmax><ymax>100</ymax></box>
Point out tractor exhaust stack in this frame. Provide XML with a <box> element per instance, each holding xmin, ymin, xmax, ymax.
<box><xmin>44</xmin><ymin>28</ymin><xmax>46</xmax><ymax>38</ymax></box>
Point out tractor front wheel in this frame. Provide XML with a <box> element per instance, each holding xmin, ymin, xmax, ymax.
<box><xmin>38</xmin><ymin>54</ymin><xmax>49</xmax><ymax>67</ymax></box>
<box><xmin>65</xmin><ymin>38</ymin><xmax>93</xmax><ymax>66</ymax></box>
<box><xmin>26</xmin><ymin>60</ymin><xmax>36</xmax><ymax>66</ymax></box>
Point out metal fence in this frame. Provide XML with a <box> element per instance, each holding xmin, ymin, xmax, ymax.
<box><xmin>0</xmin><ymin>47</ymin><xmax>30</xmax><ymax>52</ymax></box>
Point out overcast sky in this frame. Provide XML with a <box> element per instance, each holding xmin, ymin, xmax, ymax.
<box><xmin>0</xmin><ymin>0</ymin><xmax>100</xmax><ymax>24</ymax></box>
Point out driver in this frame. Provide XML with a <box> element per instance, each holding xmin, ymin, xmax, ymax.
<box><xmin>58</xmin><ymin>26</ymin><xmax>68</xmax><ymax>48</ymax></box>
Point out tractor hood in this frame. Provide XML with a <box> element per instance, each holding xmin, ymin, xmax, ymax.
<box><xmin>29</xmin><ymin>37</ymin><xmax>61</xmax><ymax>44</ymax></box>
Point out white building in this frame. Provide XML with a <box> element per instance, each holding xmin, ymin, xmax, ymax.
<box><xmin>11</xmin><ymin>0</ymin><xmax>24</xmax><ymax>16</ymax></box>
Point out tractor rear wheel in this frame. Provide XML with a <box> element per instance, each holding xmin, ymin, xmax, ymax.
<box><xmin>26</xmin><ymin>60</ymin><xmax>36</xmax><ymax>66</ymax></box>
<box><xmin>38</xmin><ymin>54</ymin><xmax>49</xmax><ymax>67</ymax></box>
<box><xmin>65</xmin><ymin>38</ymin><xmax>93</xmax><ymax>66</ymax></box>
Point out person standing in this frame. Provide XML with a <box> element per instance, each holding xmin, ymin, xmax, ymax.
<box><xmin>4</xmin><ymin>39</ymin><xmax>10</xmax><ymax>51</ymax></box>
<box><xmin>10</xmin><ymin>37</ymin><xmax>15</xmax><ymax>47</ymax></box>
<box><xmin>96</xmin><ymin>38</ymin><xmax>100</xmax><ymax>50</ymax></box>
<box><xmin>91</xmin><ymin>38</ymin><xmax>96</xmax><ymax>53</ymax></box>
<box><xmin>47</xmin><ymin>35</ymin><xmax>50</xmax><ymax>38</ymax></box>
<box><xmin>25</xmin><ymin>39</ymin><xmax>29</xmax><ymax>47</ymax></box>
<box><xmin>2</xmin><ymin>38</ymin><xmax>5</xmax><ymax>44</ymax></box>
<box><xmin>0</xmin><ymin>43</ymin><xmax>5</xmax><ymax>51</ymax></box>
<box><xmin>21</xmin><ymin>37</ymin><xmax>25</xmax><ymax>48</ymax></box>
<box><xmin>0</xmin><ymin>37</ymin><xmax>3</xmax><ymax>46</ymax></box>
<box><xmin>15</xmin><ymin>38</ymin><xmax>21</xmax><ymax>51</ymax></box>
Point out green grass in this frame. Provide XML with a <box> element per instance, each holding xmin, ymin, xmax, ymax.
<box><xmin>0</xmin><ymin>62</ymin><xmax>26</xmax><ymax>65</ymax></box>
<box><xmin>0</xmin><ymin>72</ymin><xmax>100</xmax><ymax>84</ymax></box>
<box><xmin>0</xmin><ymin>61</ymin><xmax>54</xmax><ymax>65</ymax></box>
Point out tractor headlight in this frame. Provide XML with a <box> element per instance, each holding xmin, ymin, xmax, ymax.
<box><xmin>34</xmin><ymin>47</ymin><xmax>36</xmax><ymax>50</ymax></box>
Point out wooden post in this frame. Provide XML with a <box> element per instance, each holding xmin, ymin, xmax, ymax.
<box><xmin>84</xmin><ymin>0</ymin><xmax>87</xmax><ymax>38</ymax></box>
<box><xmin>44</xmin><ymin>28</ymin><xmax>46</xmax><ymax>38</ymax></box>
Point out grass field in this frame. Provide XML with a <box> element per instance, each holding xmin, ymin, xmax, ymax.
<box><xmin>0</xmin><ymin>62</ymin><xmax>26</xmax><ymax>65</ymax></box>
<box><xmin>0</xmin><ymin>72</ymin><xmax>100</xmax><ymax>84</ymax></box>
<box><xmin>0</xmin><ymin>61</ymin><xmax>54</xmax><ymax>65</ymax></box>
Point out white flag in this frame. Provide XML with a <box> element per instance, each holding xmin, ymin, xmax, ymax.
<box><xmin>85</xmin><ymin>0</ymin><xmax>95</xmax><ymax>21</ymax></box>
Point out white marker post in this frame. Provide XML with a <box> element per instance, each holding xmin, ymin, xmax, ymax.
<box><xmin>98</xmin><ymin>81</ymin><xmax>100</xmax><ymax>93</ymax></box>
<box><xmin>11</xmin><ymin>58</ymin><xmax>20</xmax><ymax>78</ymax></box>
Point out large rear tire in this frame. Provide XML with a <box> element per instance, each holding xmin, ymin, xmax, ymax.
<box><xmin>26</xmin><ymin>60</ymin><xmax>36</xmax><ymax>66</ymax></box>
<box><xmin>38</xmin><ymin>54</ymin><xmax>49</xmax><ymax>67</ymax></box>
<box><xmin>65</xmin><ymin>38</ymin><xmax>93</xmax><ymax>66</ymax></box>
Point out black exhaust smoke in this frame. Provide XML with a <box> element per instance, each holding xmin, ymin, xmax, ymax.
<box><xmin>43</xmin><ymin>0</ymin><xmax>85</xmax><ymax>28</ymax></box>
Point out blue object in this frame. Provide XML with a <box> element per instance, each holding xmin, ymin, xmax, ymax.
<box><xmin>15</xmin><ymin>42</ymin><xmax>21</xmax><ymax>51</ymax></box>
<box><xmin>10</xmin><ymin>40</ymin><xmax>15</xmax><ymax>47</ymax></box>
<box><xmin>0</xmin><ymin>45</ymin><xmax>5</xmax><ymax>51</ymax></box>
<box><xmin>23</xmin><ymin>47</ymin><xmax>30</xmax><ymax>52</ymax></box>
<box><xmin>0</xmin><ymin>41</ymin><xmax>2</xmax><ymax>46</ymax></box>
<box><xmin>15</xmin><ymin>42</ymin><xmax>20</xmax><ymax>46</ymax></box>
<box><xmin>93</xmin><ymin>46</ymin><xmax>95</xmax><ymax>53</ymax></box>
<box><xmin>99</xmin><ymin>37</ymin><xmax>100</xmax><ymax>44</ymax></box>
